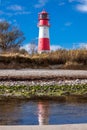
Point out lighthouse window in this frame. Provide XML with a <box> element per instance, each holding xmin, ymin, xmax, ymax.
<box><xmin>39</xmin><ymin>14</ymin><xmax>48</xmax><ymax>19</ymax></box>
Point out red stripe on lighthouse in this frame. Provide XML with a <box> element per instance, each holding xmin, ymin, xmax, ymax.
<box><xmin>38</xmin><ymin>38</ymin><xmax>50</xmax><ymax>51</ymax></box>
<box><xmin>38</xmin><ymin>20</ymin><xmax>50</xmax><ymax>26</ymax></box>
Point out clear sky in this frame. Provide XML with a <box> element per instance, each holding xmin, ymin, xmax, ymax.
<box><xmin>0</xmin><ymin>0</ymin><xmax>87</xmax><ymax>50</ymax></box>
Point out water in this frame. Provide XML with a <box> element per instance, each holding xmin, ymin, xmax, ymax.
<box><xmin>0</xmin><ymin>100</ymin><xmax>87</xmax><ymax>125</ymax></box>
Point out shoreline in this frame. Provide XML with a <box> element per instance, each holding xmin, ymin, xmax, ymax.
<box><xmin>0</xmin><ymin>69</ymin><xmax>87</xmax><ymax>101</ymax></box>
<box><xmin>0</xmin><ymin>84</ymin><xmax>87</xmax><ymax>102</ymax></box>
<box><xmin>1</xmin><ymin>94</ymin><xmax>87</xmax><ymax>103</ymax></box>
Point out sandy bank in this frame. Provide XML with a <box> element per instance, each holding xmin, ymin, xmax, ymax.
<box><xmin>0</xmin><ymin>69</ymin><xmax>87</xmax><ymax>81</ymax></box>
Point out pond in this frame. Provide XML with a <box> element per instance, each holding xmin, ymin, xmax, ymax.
<box><xmin>0</xmin><ymin>99</ymin><xmax>87</xmax><ymax>125</ymax></box>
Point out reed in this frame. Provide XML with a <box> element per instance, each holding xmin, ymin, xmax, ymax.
<box><xmin>0</xmin><ymin>49</ymin><xmax>87</xmax><ymax>69</ymax></box>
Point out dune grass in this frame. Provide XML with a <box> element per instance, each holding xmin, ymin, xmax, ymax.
<box><xmin>0</xmin><ymin>49</ymin><xmax>87</xmax><ymax>69</ymax></box>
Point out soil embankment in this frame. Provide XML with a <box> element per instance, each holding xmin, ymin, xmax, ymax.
<box><xmin>0</xmin><ymin>50</ymin><xmax>87</xmax><ymax>70</ymax></box>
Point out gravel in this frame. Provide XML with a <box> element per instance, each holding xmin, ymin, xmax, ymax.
<box><xmin>0</xmin><ymin>79</ymin><xmax>87</xmax><ymax>87</ymax></box>
<box><xmin>0</xmin><ymin>69</ymin><xmax>87</xmax><ymax>86</ymax></box>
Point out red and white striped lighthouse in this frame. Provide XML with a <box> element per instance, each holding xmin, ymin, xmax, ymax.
<box><xmin>38</xmin><ymin>10</ymin><xmax>50</xmax><ymax>53</ymax></box>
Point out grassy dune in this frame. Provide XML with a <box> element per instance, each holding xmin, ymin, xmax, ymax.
<box><xmin>0</xmin><ymin>49</ymin><xmax>87</xmax><ymax>69</ymax></box>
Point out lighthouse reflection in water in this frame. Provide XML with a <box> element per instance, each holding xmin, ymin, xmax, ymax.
<box><xmin>0</xmin><ymin>100</ymin><xmax>87</xmax><ymax>125</ymax></box>
<box><xmin>38</xmin><ymin>101</ymin><xmax>49</xmax><ymax>125</ymax></box>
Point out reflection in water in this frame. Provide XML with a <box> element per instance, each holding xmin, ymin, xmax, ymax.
<box><xmin>38</xmin><ymin>101</ymin><xmax>49</xmax><ymax>125</ymax></box>
<box><xmin>0</xmin><ymin>100</ymin><xmax>87</xmax><ymax>125</ymax></box>
<box><xmin>0</xmin><ymin>100</ymin><xmax>21</xmax><ymax>125</ymax></box>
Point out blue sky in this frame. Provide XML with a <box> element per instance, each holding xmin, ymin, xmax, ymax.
<box><xmin>0</xmin><ymin>0</ymin><xmax>87</xmax><ymax>50</ymax></box>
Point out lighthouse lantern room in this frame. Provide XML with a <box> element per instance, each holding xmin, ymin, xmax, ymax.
<box><xmin>38</xmin><ymin>10</ymin><xmax>50</xmax><ymax>53</ymax></box>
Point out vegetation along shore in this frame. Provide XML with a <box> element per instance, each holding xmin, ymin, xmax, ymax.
<box><xmin>0</xmin><ymin>79</ymin><xmax>87</xmax><ymax>102</ymax></box>
<box><xmin>0</xmin><ymin>69</ymin><xmax>87</xmax><ymax>101</ymax></box>
<box><xmin>0</xmin><ymin>49</ymin><xmax>87</xmax><ymax>70</ymax></box>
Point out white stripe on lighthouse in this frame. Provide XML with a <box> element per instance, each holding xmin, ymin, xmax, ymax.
<box><xmin>39</xmin><ymin>26</ymin><xmax>49</xmax><ymax>38</ymax></box>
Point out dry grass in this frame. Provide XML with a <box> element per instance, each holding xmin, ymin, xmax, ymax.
<box><xmin>0</xmin><ymin>49</ymin><xmax>87</xmax><ymax>69</ymax></box>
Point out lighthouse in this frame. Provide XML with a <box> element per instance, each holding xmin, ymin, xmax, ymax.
<box><xmin>38</xmin><ymin>10</ymin><xmax>50</xmax><ymax>53</ymax></box>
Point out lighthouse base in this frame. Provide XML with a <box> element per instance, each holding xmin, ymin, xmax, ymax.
<box><xmin>38</xmin><ymin>50</ymin><xmax>50</xmax><ymax>54</ymax></box>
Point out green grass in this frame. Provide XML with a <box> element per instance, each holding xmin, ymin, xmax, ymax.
<box><xmin>0</xmin><ymin>84</ymin><xmax>87</xmax><ymax>98</ymax></box>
